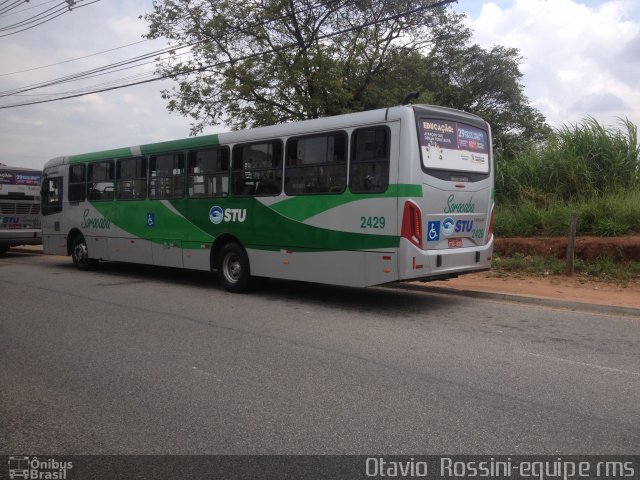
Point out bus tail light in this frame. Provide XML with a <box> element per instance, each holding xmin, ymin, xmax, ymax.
<box><xmin>401</xmin><ymin>201</ymin><xmax>423</xmax><ymax>249</ymax></box>
<box><xmin>485</xmin><ymin>205</ymin><xmax>495</xmax><ymax>245</ymax></box>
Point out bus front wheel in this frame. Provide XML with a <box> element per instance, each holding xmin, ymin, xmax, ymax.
<box><xmin>216</xmin><ymin>242</ymin><xmax>252</xmax><ymax>293</ymax></box>
<box><xmin>71</xmin><ymin>234</ymin><xmax>97</xmax><ymax>270</ymax></box>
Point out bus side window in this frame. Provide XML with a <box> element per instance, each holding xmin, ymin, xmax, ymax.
<box><xmin>149</xmin><ymin>153</ymin><xmax>185</xmax><ymax>199</ymax></box>
<box><xmin>232</xmin><ymin>141</ymin><xmax>282</xmax><ymax>196</ymax></box>
<box><xmin>188</xmin><ymin>147</ymin><xmax>230</xmax><ymax>198</ymax></box>
<box><xmin>284</xmin><ymin>132</ymin><xmax>346</xmax><ymax>195</ymax></box>
<box><xmin>349</xmin><ymin>126</ymin><xmax>390</xmax><ymax>194</ymax></box>
<box><xmin>88</xmin><ymin>160</ymin><xmax>115</xmax><ymax>201</ymax></box>
<box><xmin>116</xmin><ymin>157</ymin><xmax>147</xmax><ymax>200</ymax></box>
<box><xmin>68</xmin><ymin>164</ymin><xmax>86</xmax><ymax>203</ymax></box>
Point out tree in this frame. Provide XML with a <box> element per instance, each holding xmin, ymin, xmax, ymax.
<box><xmin>423</xmin><ymin>44</ymin><xmax>551</xmax><ymax>155</ymax></box>
<box><xmin>143</xmin><ymin>0</ymin><xmax>468</xmax><ymax>133</ymax></box>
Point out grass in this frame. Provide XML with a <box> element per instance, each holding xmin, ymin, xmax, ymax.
<box><xmin>494</xmin><ymin>117</ymin><xmax>640</xmax><ymax>237</ymax></box>
<box><xmin>488</xmin><ymin>117</ymin><xmax>640</xmax><ymax>281</ymax></box>
<box><xmin>491</xmin><ymin>253</ymin><xmax>640</xmax><ymax>284</ymax></box>
<box><xmin>494</xmin><ymin>190</ymin><xmax>640</xmax><ymax>237</ymax></box>
<box><xmin>495</xmin><ymin>117</ymin><xmax>640</xmax><ymax>204</ymax></box>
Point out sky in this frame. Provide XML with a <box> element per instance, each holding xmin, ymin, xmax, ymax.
<box><xmin>1</xmin><ymin>0</ymin><xmax>639</xmax><ymax>170</ymax></box>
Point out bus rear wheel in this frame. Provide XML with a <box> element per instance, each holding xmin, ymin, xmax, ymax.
<box><xmin>216</xmin><ymin>242</ymin><xmax>253</xmax><ymax>293</ymax></box>
<box><xmin>71</xmin><ymin>234</ymin><xmax>97</xmax><ymax>270</ymax></box>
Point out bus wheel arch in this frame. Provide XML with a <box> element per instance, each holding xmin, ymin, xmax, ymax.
<box><xmin>68</xmin><ymin>230</ymin><xmax>98</xmax><ymax>270</ymax></box>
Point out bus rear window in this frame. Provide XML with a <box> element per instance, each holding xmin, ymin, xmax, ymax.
<box><xmin>418</xmin><ymin>118</ymin><xmax>489</xmax><ymax>174</ymax></box>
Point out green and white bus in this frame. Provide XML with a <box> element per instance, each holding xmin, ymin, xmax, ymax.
<box><xmin>41</xmin><ymin>104</ymin><xmax>494</xmax><ymax>292</ymax></box>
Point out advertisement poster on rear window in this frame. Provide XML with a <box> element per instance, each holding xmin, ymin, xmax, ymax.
<box><xmin>419</xmin><ymin>119</ymin><xmax>489</xmax><ymax>173</ymax></box>
<box><xmin>0</xmin><ymin>171</ymin><xmax>41</xmax><ymax>185</ymax></box>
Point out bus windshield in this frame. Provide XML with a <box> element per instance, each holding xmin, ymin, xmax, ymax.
<box><xmin>417</xmin><ymin>118</ymin><xmax>490</xmax><ymax>174</ymax></box>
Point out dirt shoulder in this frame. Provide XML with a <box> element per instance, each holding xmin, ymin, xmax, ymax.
<box><xmin>425</xmin><ymin>272</ymin><xmax>640</xmax><ymax>309</ymax></box>
<box><xmin>470</xmin><ymin>235</ymin><xmax>640</xmax><ymax>309</ymax></box>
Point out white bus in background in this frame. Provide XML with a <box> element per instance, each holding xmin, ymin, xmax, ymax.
<box><xmin>0</xmin><ymin>164</ymin><xmax>42</xmax><ymax>255</ymax></box>
<box><xmin>41</xmin><ymin>104</ymin><xmax>494</xmax><ymax>292</ymax></box>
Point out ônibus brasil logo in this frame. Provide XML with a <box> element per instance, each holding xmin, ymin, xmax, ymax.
<box><xmin>209</xmin><ymin>206</ymin><xmax>246</xmax><ymax>224</ymax></box>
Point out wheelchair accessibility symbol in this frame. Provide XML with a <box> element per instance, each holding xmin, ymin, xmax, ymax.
<box><xmin>147</xmin><ymin>212</ymin><xmax>156</xmax><ymax>227</ymax></box>
<box><xmin>427</xmin><ymin>221</ymin><xmax>440</xmax><ymax>241</ymax></box>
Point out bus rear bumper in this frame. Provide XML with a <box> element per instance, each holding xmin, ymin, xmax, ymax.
<box><xmin>399</xmin><ymin>235</ymin><xmax>494</xmax><ymax>282</ymax></box>
<box><xmin>0</xmin><ymin>229</ymin><xmax>42</xmax><ymax>247</ymax></box>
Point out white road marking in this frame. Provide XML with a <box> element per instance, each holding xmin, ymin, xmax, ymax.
<box><xmin>520</xmin><ymin>351</ymin><xmax>640</xmax><ymax>377</ymax></box>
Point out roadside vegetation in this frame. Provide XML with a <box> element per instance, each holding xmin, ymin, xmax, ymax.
<box><xmin>494</xmin><ymin>117</ymin><xmax>640</xmax><ymax>237</ymax></box>
<box><xmin>490</xmin><ymin>253</ymin><xmax>640</xmax><ymax>284</ymax></box>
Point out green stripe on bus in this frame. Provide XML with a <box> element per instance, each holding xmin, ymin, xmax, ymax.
<box><xmin>269</xmin><ymin>184</ymin><xmax>422</xmax><ymax>221</ymax></box>
<box><xmin>91</xmin><ymin>200</ymin><xmax>213</xmax><ymax>244</ymax></box>
<box><xmin>140</xmin><ymin>134</ymin><xmax>220</xmax><ymax>155</ymax></box>
<box><xmin>67</xmin><ymin>134</ymin><xmax>222</xmax><ymax>164</ymax></box>
<box><xmin>91</xmin><ymin>195</ymin><xmax>399</xmax><ymax>251</ymax></box>
<box><xmin>69</xmin><ymin>148</ymin><xmax>134</xmax><ymax>163</ymax></box>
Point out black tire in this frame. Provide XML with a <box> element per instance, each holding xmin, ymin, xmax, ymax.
<box><xmin>0</xmin><ymin>245</ymin><xmax>9</xmax><ymax>256</ymax></box>
<box><xmin>71</xmin><ymin>234</ymin><xmax>98</xmax><ymax>270</ymax></box>
<box><xmin>216</xmin><ymin>242</ymin><xmax>253</xmax><ymax>293</ymax></box>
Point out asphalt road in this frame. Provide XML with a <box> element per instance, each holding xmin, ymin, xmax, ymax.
<box><xmin>1</xmin><ymin>250</ymin><xmax>639</xmax><ymax>454</ymax></box>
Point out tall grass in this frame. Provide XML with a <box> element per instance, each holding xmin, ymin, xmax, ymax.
<box><xmin>495</xmin><ymin>117</ymin><xmax>640</xmax><ymax>204</ymax></box>
<box><xmin>494</xmin><ymin>117</ymin><xmax>640</xmax><ymax>237</ymax></box>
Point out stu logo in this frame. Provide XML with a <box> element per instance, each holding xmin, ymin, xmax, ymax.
<box><xmin>455</xmin><ymin>219</ymin><xmax>474</xmax><ymax>233</ymax></box>
<box><xmin>224</xmin><ymin>208</ymin><xmax>246</xmax><ymax>222</ymax></box>
<box><xmin>209</xmin><ymin>206</ymin><xmax>247</xmax><ymax>224</ymax></box>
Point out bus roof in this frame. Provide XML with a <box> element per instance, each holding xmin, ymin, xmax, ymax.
<box><xmin>43</xmin><ymin>104</ymin><xmax>485</xmax><ymax>169</ymax></box>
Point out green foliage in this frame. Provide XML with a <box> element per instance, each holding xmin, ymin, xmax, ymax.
<box><xmin>492</xmin><ymin>253</ymin><xmax>640</xmax><ymax>282</ymax></box>
<box><xmin>495</xmin><ymin>116</ymin><xmax>640</xmax><ymax>237</ymax></box>
<box><xmin>496</xmin><ymin>117</ymin><xmax>640</xmax><ymax>205</ymax></box>
<box><xmin>421</xmin><ymin>44</ymin><xmax>551</xmax><ymax>153</ymax></box>
<box><xmin>495</xmin><ymin>191</ymin><xmax>640</xmax><ymax>237</ymax></box>
<box><xmin>492</xmin><ymin>253</ymin><xmax>564</xmax><ymax>276</ymax></box>
<box><xmin>143</xmin><ymin>0</ymin><xmax>548</xmax><ymax>147</ymax></box>
<box><xmin>143</xmin><ymin>0</ymin><xmax>471</xmax><ymax>133</ymax></box>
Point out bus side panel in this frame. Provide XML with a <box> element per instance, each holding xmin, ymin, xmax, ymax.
<box><xmin>248</xmin><ymin>249</ymin><xmax>397</xmax><ymax>287</ymax></box>
<box><xmin>43</xmin><ymin>233</ymin><xmax>67</xmax><ymax>256</ymax></box>
<box><xmin>85</xmin><ymin>235</ymin><xmax>109</xmax><ymax>260</ymax></box>
<box><xmin>109</xmin><ymin>237</ymin><xmax>154</xmax><ymax>264</ymax></box>
<box><xmin>151</xmin><ymin>239</ymin><xmax>183</xmax><ymax>268</ymax></box>
<box><xmin>183</xmin><ymin>241</ymin><xmax>212</xmax><ymax>271</ymax></box>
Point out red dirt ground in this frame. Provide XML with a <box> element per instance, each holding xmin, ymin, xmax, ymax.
<box><xmin>425</xmin><ymin>235</ymin><xmax>640</xmax><ymax>309</ymax></box>
<box><xmin>494</xmin><ymin>235</ymin><xmax>640</xmax><ymax>261</ymax></box>
<box><xmin>428</xmin><ymin>272</ymin><xmax>640</xmax><ymax>309</ymax></box>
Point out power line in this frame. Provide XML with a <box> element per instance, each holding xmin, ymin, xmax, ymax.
<box><xmin>0</xmin><ymin>0</ymin><xmax>455</xmax><ymax>108</ymax></box>
<box><xmin>0</xmin><ymin>0</ymin><xmax>59</xmax><ymax>19</ymax></box>
<box><xmin>0</xmin><ymin>0</ymin><xmax>100</xmax><ymax>37</ymax></box>
<box><xmin>0</xmin><ymin>0</ymin><xmax>340</xmax><ymax>93</ymax></box>
<box><xmin>0</xmin><ymin>0</ymin><xmax>25</xmax><ymax>17</ymax></box>
<box><xmin>0</xmin><ymin>39</ymin><xmax>151</xmax><ymax>77</ymax></box>
<box><xmin>0</xmin><ymin>43</ymin><xmax>194</xmax><ymax>96</ymax></box>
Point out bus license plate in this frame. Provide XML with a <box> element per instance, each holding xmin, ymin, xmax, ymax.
<box><xmin>448</xmin><ymin>238</ymin><xmax>463</xmax><ymax>248</ymax></box>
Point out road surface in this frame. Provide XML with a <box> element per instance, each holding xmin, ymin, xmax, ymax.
<box><xmin>1</xmin><ymin>251</ymin><xmax>638</xmax><ymax>454</ymax></box>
